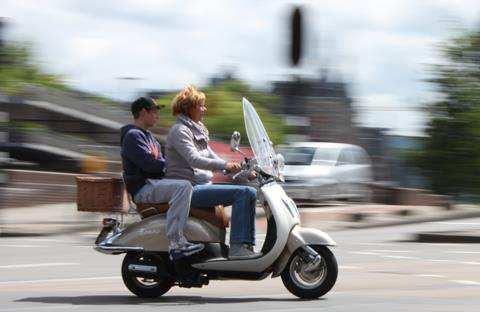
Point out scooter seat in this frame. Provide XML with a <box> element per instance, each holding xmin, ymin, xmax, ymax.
<box><xmin>135</xmin><ymin>203</ymin><xmax>230</xmax><ymax>229</ymax></box>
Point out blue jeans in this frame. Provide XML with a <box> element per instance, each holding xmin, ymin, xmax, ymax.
<box><xmin>191</xmin><ymin>184</ymin><xmax>257</xmax><ymax>245</ymax></box>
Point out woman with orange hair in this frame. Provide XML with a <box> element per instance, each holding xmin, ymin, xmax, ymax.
<box><xmin>165</xmin><ymin>85</ymin><xmax>259</xmax><ymax>260</ymax></box>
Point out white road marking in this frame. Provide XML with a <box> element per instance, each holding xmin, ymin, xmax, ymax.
<box><xmin>423</xmin><ymin>243</ymin><xmax>459</xmax><ymax>247</ymax></box>
<box><xmin>459</xmin><ymin>261</ymin><xmax>480</xmax><ymax>265</ymax></box>
<box><xmin>350</xmin><ymin>251</ymin><xmax>379</xmax><ymax>256</ymax></box>
<box><xmin>80</xmin><ymin>233</ymin><xmax>97</xmax><ymax>237</ymax></box>
<box><xmin>0</xmin><ymin>276</ymin><xmax>120</xmax><ymax>285</ymax></box>
<box><xmin>261</xmin><ymin>307</ymin><xmax>339</xmax><ymax>312</ymax></box>
<box><xmin>435</xmin><ymin>221</ymin><xmax>480</xmax><ymax>225</ymax></box>
<box><xmin>416</xmin><ymin>274</ymin><xmax>446</xmax><ymax>278</ymax></box>
<box><xmin>445</xmin><ymin>251</ymin><xmax>480</xmax><ymax>254</ymax></box>
<box><xmin>0</xmin><ymin>262</ymin><xmax>80</xmax><ymax>269</ymax></box>
<box><xmin>0</xmin><ymin>244</ymin><xmax>50</xmax><ymax>248</ymax></box>
<box><xmin>381</xmin><ymin>255</ymin><xmax>419</xmax><ymax>260</ymax></box>
<box><xmin>339</xmin><ymin>265</ymin><xmax>361</xmax><ymax>269</ymax></box>
<box><xmin>0</xmin><ymin>306</ymin><xmax>77</xmax><ymax>312</ymax></box>
<box><xmin>351</xmin><ymin>243</ymin><xmax>394</xmax><ymax>246</ymax></box>
<box><xmin>350</xmin><ymin>250</ymin><xmax>480</xmax><ymax>267</ymax></box>
<box><xmin>258</xmin><ymin>308</ymin><xmax>320</xmax><ymax>312</ymax></box>
<box><xmin>228</xmin><ymin>293</ymin><xmax>292</xmax><ymax>299</ymax></box>
<box><xmin>427</xmin><ymin>259</ymin><xmax>453</xmax><ymax>263</ymax></box>
<box><xmin>451</xmin><ymin>280</ymin><xmax>480</xmax><ymax>286</ymax></box>
<box><xmin>367</xmin><ymin>249</ymin><xmax>414</xmax><ymax>253</ymax></box>
<box><xmin>0</xmin><ymin>238</ymin><xmax>63</xmax><ymax>243</ymax></box>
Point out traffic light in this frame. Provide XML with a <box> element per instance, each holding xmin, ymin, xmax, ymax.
<box><xmin>290</xmin><ymin>7</ymin><xmax>303</xmax><ymax>66</ymax></box>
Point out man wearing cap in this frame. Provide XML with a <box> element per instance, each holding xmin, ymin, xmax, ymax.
<box><xmin>120</xmin><ymin>97</ymin><xmax>204</xmax><ymax>260</ymax></box>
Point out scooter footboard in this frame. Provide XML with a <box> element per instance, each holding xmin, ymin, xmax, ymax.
<box><xmin>272</xmin><ymin>226</ymin><xmax>336</xmax><ymax>277</ymax></box>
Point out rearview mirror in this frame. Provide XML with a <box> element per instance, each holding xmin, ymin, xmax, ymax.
<box><xmin>230</xmin><ymin>131</ymin><xmax>241</xmax><ymax>152</ymax></box>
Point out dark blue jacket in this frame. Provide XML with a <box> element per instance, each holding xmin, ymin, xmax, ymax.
<box><xmin>120</xmin><ymin>124</ymin><xmax>165</xmax><ymax>197</ymax></box>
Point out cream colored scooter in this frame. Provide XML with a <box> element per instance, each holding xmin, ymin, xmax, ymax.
<box><xmin>94</xmin><ymin>98</ymin><xmax>338</xmax><ymax>299</ymax></box>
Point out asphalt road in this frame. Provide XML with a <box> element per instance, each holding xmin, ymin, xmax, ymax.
<box><xmin>1</xmin><ymin>219</ymin><xmax>480</xmax><ymax>312</ymax></box>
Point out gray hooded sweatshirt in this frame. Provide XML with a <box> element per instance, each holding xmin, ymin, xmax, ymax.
<box><xmin>165</xmin><ymin>114</ymin><xmax>226</xmax><ymax>185</ymax></box>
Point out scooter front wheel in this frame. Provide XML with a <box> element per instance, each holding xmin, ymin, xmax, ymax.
<box><xmin>121</xmin><ymin>253</ymin><xmax>173</xmax><ymax>298</ymax></box>
<box><xmin>281</xmin><ymin>245</ymin><xmax>338</xmax><ymax>299</ymax></box>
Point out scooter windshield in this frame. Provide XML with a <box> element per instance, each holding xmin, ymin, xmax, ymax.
<box><xmin>242</xmin><ymin>97</ymin><xmax>278</xmax><ymax>177</ymax></box>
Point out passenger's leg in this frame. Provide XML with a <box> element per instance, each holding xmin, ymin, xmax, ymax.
<box><xmin>162</xmin><ymin>179</ymin><xmax>193</xmax><ymax>249</ymax></box>
<box><xmin>134</xmin><ymin>179</ymin><xmax>203</xmax><ymax>254</ymax></box>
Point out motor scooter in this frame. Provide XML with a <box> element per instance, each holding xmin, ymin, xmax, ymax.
<box><xmin>94</xmin><ymin>98</ymin><xmax>338</xmax><ymax>299</ymax></box>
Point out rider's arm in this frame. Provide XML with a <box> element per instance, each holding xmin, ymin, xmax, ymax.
<box><xmin>207</xmin><ymin>146</ymin><xmax>224</xmax><ymax>162</ymax></box>
<box><xmin>123</xmin><ymin>130</ymin><xmax>165</xmax><ymax>174</ymax></box>
<box><xmin>172</xmin><ymin>125</ymin><xmax>226</xmax><ymax>171</ymax></box>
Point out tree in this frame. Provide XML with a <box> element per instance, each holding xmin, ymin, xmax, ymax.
<box><xmin>155</xmin><ymin>80</ymin><xmax>287</xmax><ymax>144</ymax></box>
<box><xmin>414</xmin><ymin>29</ymin><xmax>480</xmax><ymax>196</ymax></box>
<box><xmin>0</xmin><ymin>41</ymin><xmax>67</xmax><ymax>94</ymax></box>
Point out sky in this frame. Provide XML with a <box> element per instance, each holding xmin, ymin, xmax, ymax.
<box><xmin>2</xmin><ymin>0</ymin><xmax>480</xmax><ymax>136</ymax></box>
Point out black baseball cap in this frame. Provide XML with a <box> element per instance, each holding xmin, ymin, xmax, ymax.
<box><xmin>131</xmin><ymin>97</ymin><xmax>165</xmax><ymax>116</ymax></box>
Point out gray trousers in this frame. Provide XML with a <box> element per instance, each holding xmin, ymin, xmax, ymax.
<box><xmin>134</xmin><ymin>179</ymin><xmax>193</xmax><ymax>250</ymax></box>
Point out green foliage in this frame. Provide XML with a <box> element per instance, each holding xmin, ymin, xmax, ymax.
<box><xmin>156</xmin><ymin>80</ymin><xmax>287</xmax><ymax>144</ymax></box>
<box><xmin>9</xmin><ymin>121</ymin><xmax>48</xmax><ymax>131</ymax></box>
<box><xmin>0</xmin><ymin>42</ymin><xmax>67</xmax><ymax>94</ymax></box>
<box><xmin>0</xmin><ymin>41</ymin><xmax>120</xmax><ymax>106</ymax></box>
<box><xmin>414</xmin><ymin>29</ymin><xmax>480</xmax><ymax>196</ymax></box>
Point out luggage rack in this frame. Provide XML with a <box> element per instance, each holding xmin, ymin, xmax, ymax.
<box><xmin>76</xmin><ymin>175</ymin><xmax>230</xmax><ymax>229</ymax></box>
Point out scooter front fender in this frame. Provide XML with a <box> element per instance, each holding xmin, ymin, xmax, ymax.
<box><xmin>272</xmin><ymin>225</ymin><xmax>336</xmax><ymax>277</ymax></box>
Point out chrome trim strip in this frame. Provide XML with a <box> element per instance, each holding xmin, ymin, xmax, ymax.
<box><xmin>94</xmin><ymin>245</ymin><xmax>144</xmax><ymax>254</ymax></box>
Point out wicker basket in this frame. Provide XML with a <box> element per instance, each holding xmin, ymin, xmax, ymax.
<box><xmin>76</xmin><ymin>176</ymin><xmax>128</xmax><ymax>213</ymax></box>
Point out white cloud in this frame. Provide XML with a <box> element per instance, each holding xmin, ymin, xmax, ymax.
<box><xmin>69</xmin><ymin>38</ymin><xmax>112</xmax><ymax>62</ymax></box>
<box><xmin>1</xmin><ymin>0</ymin><xmax>480</xmax><ymax>135</ymax></box>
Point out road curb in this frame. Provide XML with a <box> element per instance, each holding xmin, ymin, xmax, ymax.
<box><xmin>0</xmin><ymin>223</ymin><xmax>99</xmax><ymax>237</ymax></box>
<box><xmin>345</xmin><ymin>210</ymin><xmax>480</xmax><ymax>230</ymax></box>
<box><xmin>414</xmin><ymin>231</ymin><xmax>480</xmax><ymax>243</ymax></box>
<box><xmin>2</xmin><ymin>205</ymin><xmax>480</xmax><ymax>237</ymax></box>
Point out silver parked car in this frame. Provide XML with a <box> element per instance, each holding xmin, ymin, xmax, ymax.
<box><xmin>277</xmin><ymin>142</ymin><xmax>373</xmax><ymax>202</ymax></box>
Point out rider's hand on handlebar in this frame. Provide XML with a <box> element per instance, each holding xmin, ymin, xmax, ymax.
<box><xmin>225</xmin><ymin>162</ymin><xmax>242</xmax><ymax>173</ymax></box>
<box><xmin>247</xmin><ymin>171</ymin><xmax>257</xmax><ymax>181</ymax></box>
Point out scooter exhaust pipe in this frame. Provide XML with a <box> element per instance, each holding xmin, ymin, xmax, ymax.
<box><xmin>128</xmin><ymin>264</ymin><xmax>158</xmax><ymax>274</ymax></box>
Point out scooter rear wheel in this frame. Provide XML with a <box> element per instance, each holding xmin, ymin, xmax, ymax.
<box><xmin>281</xmin><ymin>245</ymin><xmax>338</xmax><ymax>299</ymax></box>
<box><xmin>121</xmin><ymin>253</ymin><xmax>173</xmax><ymax>298</ymax></box>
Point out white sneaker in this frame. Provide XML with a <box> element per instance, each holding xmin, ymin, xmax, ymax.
<box><xmin>228</xmin><ymin>243</ymin><xmax>260</xmax><ymax>260</ymax></box>
<box><xmin>169</xmin><ymin>242</ymin><xmax>205</xmax><ymax>260</ymax></box>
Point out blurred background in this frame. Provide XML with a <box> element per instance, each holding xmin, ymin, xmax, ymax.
<box><xmin>1</xmin><ymin>0</ymin><xmax>480</xmax><ymax>212</ymax></box>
